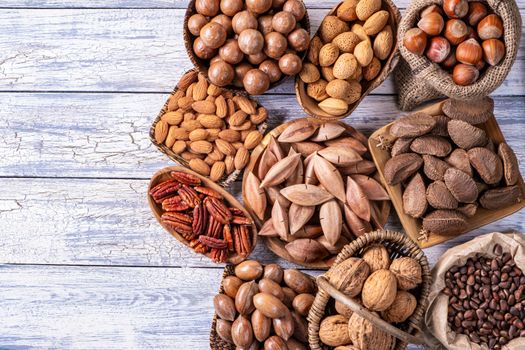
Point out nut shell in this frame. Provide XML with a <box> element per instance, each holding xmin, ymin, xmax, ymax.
<box><xmin>272</xmin><ymin>11</ymin><xmax>297</xmax><ymax>34</ymax></box>
<box><xmin>260</xmin><ymin>59</ymin><xmax>283</xmax><ymax>83</ymax></box>
<box><xmin>264</xmin><ymin>32</ymin><xmax>288</xmax><ymax>59</ymax></box>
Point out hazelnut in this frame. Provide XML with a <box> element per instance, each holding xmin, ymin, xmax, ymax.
<box><xmin>307</xmin><ymin>79</ymin><xmax>329</xmax><ymax>101</ymax></box>
<box><xmin>243</xmin><ymin>69</ymin><xmax>271</xmax><ymax>95</ymax></box>
<box><xmin>246</xmin><ymin>0</ymin><xmax>272</xmax><ymax>14</ymax></box>
<box><xmin>272</xmin><ymin>11</ymin><xmax>297</xmax><ymax>34</ymax></box>
<box><xmin>482</xmin><ymin>38</ymin><xmax>505</xmax><ymax>66</ymax></box>
<box><xmin>361</xmin><ymin>244</ymin><xmax>391</xmax><ymax>272</ymax></box>
<box><xmin>232</xmin><ymin>11</ymin><xmax>258</xmax><ymax>34</ymax></box>
<box><xmin>327</xmin><ymin>257</ymin><xmax>370</xmax><ymax>297</ymax></box>
<box><xmin>200</xmin><ymin>22</ymin><xmax>227</xmax><ymax>49</ymax></box>
<box><xmin>272</xmin><ymin>0</ymin><xmax>287</xmax><ymax>9</ymax></box>
<box><xmin>441</xmin><ymin>48</ymin><xmax>457</xmax><ymax>69</ymax></box>
<box><xmin>247</xmin><ymin>51</ymin><xmax>268</xmax><ymax>65</ymax></box>
<box><xmin>234</xmin><ymin>63</ymin><xmax>253</xmax><ymax>87</ymax></box>
<box><xmin>456</xmin><ymin>38</ymin><xmax>482</xmax><ymax>65</ymax></box>
<box><xmin>283</xmin><ymin>0</ymin><xmax>306</xmax><ymax>21</ymax></box>
<box><xmin>193</xmin><ymin>37</ymin><xmax>217</xmax><ymax>59</ymax></box>
<box><xmin>452</xmin><ymin>63</ymin><xmax>479</xmax><ymax>85</ymax></box>
<box><xmin>444</xmin><ymin>19</ymin><xmax>469</xmax><ymax>45</ymax></box>
<box><xmin>477</xmin><ymin>14</ymin><xmax>504</xmax><ymax>40</ymax></box>
<box><xmin>187</xmin><ymin>14</ymin><xmax>209</xmax><ymax>36</ymax></box>
<box><xmin>220</xmin><ymin>0</ymin><xmax>244</xmax><ymax>17</ymax></box>
<box><xmin>238</xmin><ymin>29</ymin><xmax>265</xmax><ymax>55</ymax></box>
<box><xmin>425</xmin><ymin>36</ymin><xmax>451</xmax><ymax>63</ymax></box>
<box><xmin>211</xmin><ymin>14</ymin><xmax>233</xmax><ymax>35</ymax></box>
<box><xmin>208</xmin><ymin>61</ymin><xmax>235</xmax><ymax>86</ymax></box>
<box><xmin>259</xmin><ymin>59</ymin><xmax>282</xmax><ymax>83</ymax></box>
<box><xmin>421</xmin><ymin>4</ymin><xmax>443</xmax><ymax>17</ymax></box>
<box><xmin>361</xmin><ymin>269</ymin><xmax>398</xmax><ymax>311</ymax></box>
<box><xmin>443</xmin><ymin>0</ymin><xmax>469</xmax><ymax>19</ymax></box>
<box><xmin>389</xmin><ymin>257</ymin><xmax>423</xmax><ymax>290</ymax></box>
<box><xmin>417</xmin><ymin>12</ymin><xmax>444</xmax><ymax>36</ymax></box>
<box><xmin>381</xmin><ymin>290</ymin><xmax>417</xmax><ymax>323</ymax></box>
<box><xmin>287</xmin><ymin>28</ymin><xmax>310</xmax><ymax>52</ymax></box>
<box><xmin>278</xmin><ymin>53</ymin><xmax>302</xmax><ymax>75</ymax></box>
<box><xmin>196</xmin><ymin>0</ymin><xmax>220</xmax><ymax>17</ymax></box>
<box><xmin>404</xmin><ymin>28</ymin><xmax>427</xmax><ymax>56</ymax></box>
<box><xmin>467</xmin><ymin>1</ymin><xmax>488</xmax><ymax>26</ymax></box>
<box><xmin>219</xmin><ymin>39</ymin><xmax>244</xmax><ymax>64</ymax></box>
<box><xmin>264</xmin><ymin>32</ymin><xmax>288</xmax><ymax>59</ymax></box>
<box><xmin>258</xmin><ymin>15</ymin><xmax>275</xmax><ymax>35</ymax></box>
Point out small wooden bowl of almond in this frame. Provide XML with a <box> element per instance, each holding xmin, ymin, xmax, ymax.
<box><xmin>151</xmin><ymin>69</ymin><xmax>268</xmax><ymax>187</ymax></box>
<box><xmin>295</xmin><ymin>0</ymin><xmax>401</xmax><ymax>120</ymax></box>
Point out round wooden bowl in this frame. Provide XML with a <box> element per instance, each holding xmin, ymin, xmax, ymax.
<box><xmin>148</xmin><ymin>166</ymin><xmax>258</xmax><ymax>264</ymax></box>
<box><xmin>183</xmin><ymin>0</ymin><xmax>311</xmax><ymax>95</ymax></box>
<box><xmin>242</xmin><ymin>118</ymin><xmax>391</xmax><ymax>269</ymax></box>
<box><xmin>308</xmin><ymin>229</ymin><xmax>432</xmax><ymax>350</ymax></box>
<box><xmin>295</xmin><ymin>0</ymin><xmax>401</xmax><ymax>120</ymax></box>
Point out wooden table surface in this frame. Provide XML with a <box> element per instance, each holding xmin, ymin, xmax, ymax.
<box><xmin>0</xmin><ymin>1</ymin><xmax>524</xmax><ymax>349</ymax></box>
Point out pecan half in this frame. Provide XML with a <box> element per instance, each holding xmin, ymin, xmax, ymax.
<box><xmin>204</xmin><ymin>197</ymin><xmax>232</xmax><ymax>224</ymax></box>
<box><xmin>194</xmin><ymin>186</ymin><xmax>223</xmax><ymax>199</ymax></box>
<box><xmin>189</xmin><ymin>239</ymin><xmax>208</xmax><ymax>254</ymax></box>
<box><xmin>232</xmin><ymin>215</ymin><xmax>253</xmax><ymax>225</ymax></box>
<box><xmin>210</xmin><ymin>248</ymin><xmax>227</xmax><ymax>263</ymax></box>
<box><xmin>206</xmin><ymin>216</ymin><xmax>223</xmax><ymax>238</ymax></box>
<box><xmin>192</xmin><ymin>203</ymin><xmax>208</xmax><ymax>236</ymax></box>
<box><xmin>149</xmin><ymin>179</ymin><xmax>180</xmax><ymax>203</ymax></box>
<box><xmin>161</xmin><ymin>213</ymin><xmax>193</xmax><ymax>237</ymax></box>
<box><xmin>171</xmin><ymin>171</ymin><xmax>201</xmax><ymax>185</ymax></box>
<box><xmin>178</xmin><ymin>185</ymin><xmax>201</xmax><ymax>208</ymax></box>
<box><xmin>228</xmin><ymin>207</ymin><xmax>244</xmax><ymax>216</ymax></box>
<box><xmin>223</xmin><ymin>224</ymin><xmax>234</xmax><ymax>251</ymax></box>
<box><xmin>239</xmin><ymin>225</ymin><xmax>251</xmax><ymax>255</ymax></box>
<box><xmin>199</xmin><ymin>236</ymin><xmax>228</xmax><ymax>249</ymax></box>
<box><xmin>162</xmin><ymin>196</ymin><xmax>190</xmax><ymax>212</ymax></box>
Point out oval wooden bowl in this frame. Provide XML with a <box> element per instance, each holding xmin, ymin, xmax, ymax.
<box><xmin>295</xmin><ymin>0</ymin><xmax>401</xmax><ymax>120</ymax></box>
<box><xmin>308</xmin><ymin>229</ymin><xmax>432</xmax><ymax>350</ymax></box>
<box><xmin>148</xmin><ymin>166</ymin><xmax>258</xmax><ymax>264</ymax></box>
<box><xmin>242</xmin><ymin>118</ymin><xmax>391</xmax><ymax>269</ymax></box>
<box><xmin>183</xmin><ymin>0</ymin><xmax>311</xmax><ymax>95</ymax></box>
<box><xmin>149</xmin><ymin>68</ymin><xmax>267</xmax><ymax>188</ymax></box>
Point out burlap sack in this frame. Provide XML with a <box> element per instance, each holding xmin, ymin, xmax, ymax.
<box><xmin>423</xmin><ymin>232</ymin><xmax>525</xmax><ymax>350</ymax></box>
<box><xmin>395</xmin><ymin>0</ymin><xmax>522</xmax><ymax>111</ymax></box>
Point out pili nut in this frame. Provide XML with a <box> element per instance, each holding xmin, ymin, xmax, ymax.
<box><xmin>310</xmin><ymin>122</ymin><xmax>346</xmax><ymax>142</ymax></box>
<box><xmin>498</xmin><ymin>143</ymin><xmax>520</xmax><ymax>186</ymax></box>
<box><xmin>479</xmin><ymin>185</ymin><xmax>522</xmax><ymax>210</ymax></box>
<box><xmin>350</xmin><ymin>175</ymin><xmax>389</xmax><ymax>200</ymax></box>
<box><xmin>258</xmin><ymin>147</ymin><xmax>278</xmax><ymax>180</ymax></box>
<box><xmin>170</xmin><ymin>171</ymin><xmax>201</xmax><ymax>185</ymax></box>
<box><xmin>370</xmin><ymin>201</ymin><xmax>390</xmax><ymax>229</ymax></box>
<box><xmin>325</xmin><ymin>136</ymin><xmax>368</xmax><ymax>155</ymax></box>
<box><xmin>328</xmin><ymin>257</ymin><xmax>370</xmax><ymax>297</ymax></box>
<box><xmin>426</xmin><ymin>181</ymin><xmax>458</xmax><ymax>210</ymax></box>
<box><xmin>244</xmin><ymin>172</ymin><xmax>267</xmax><ymax>221</ymax></box>
<box><xmin>447</xmin><ymin>120</ymin><xmax>488</xmax><ymax>149</ymax></box>
<box><xmin>430</xmin><ymin>115</ymin><xmax>450</xmax><ymax>137</ymax></box>
<box><xmin>292</xmin><ymin>142</ymin><xmax>324</xmax><ymax>157</ymax></box>
<box><xmin>384</xmin><ymin>153</ymin><xmax>423</xmax><ymax>185</ymax></box>
<box><xmin>339</xmin><ymin>160</ymin><xmax>377</xmax><ymax>175</ymax></box>
<box><xmin>422</xmin><ymin>155</ymin><xmax>450</xmax><ymax>181</ymax></box>
<box><xmin>288</xmin><ymin>203</ymin><xmax>315</xmax><ymax>235</ymax></box>
<box><xmin>304</xmin><ymin>153</ymin><xmax>318</xmax><ymax>185</ymax></box>
<box><xmin>280</xmin><ymin>184</ymin><xmax>334</xmax><ymax>206</ymax></box>
<box><xmin>260</xmin><ymin>153</ymin><xmax>301</xmax><ymax>188</ymax></box>
<box><xmin>443</xmin><ymin>167</ymin><xmax>478</xmax><ymax>203</ymax></box>
<box><xmin>389</xmin><ymin>112</ymin><xmax>436</xmax><ymax>138</ymax></box>
<box><xmin>285</xmin><ymin>238</ymin><xmax>329</xmax><ymax>263</ymax></box>
<box><xmin>266</xmin><ymin>186</ymin><xmax>291</xmax><ymax>208</ymax></box>
<box><xmin>344</xmin><ymin>205</ymin><xmax>372</xmax><ymax>237</ymax></box>
<box><xmin>285</xmin><ymin>155</ymin><xmax>304</xmax><ymax>187</ymax></box>
<box><xmin>318</xmin><ymin>146</ymin><xmax>362</xmax><ymax>166</ymax></box>
<box><xmin>468</xmin><ymin>147</ymin><xmax>503</xmax><ymax>185</ymax></box>
<box><xmin>446</xmin><ymin>149</ymin><xmax>472</xmax><ymax>177</ymax></box>
<box><xmin>267</xmin><ymin>135</ymin><xmax>284</xmax><ymax>160</ymax></box>
<box><xmin>403</xmin><ymin>173</ymin><xmax>427</xmax><ymax>219</ymax></box>
<box><xmin>313</xmin><ymin>154</ymin><xmax>346</xmax><ymax>202</ymax></box>
<box><xmin>391</xmin><ymin>137</ymin><xmax>413</xmax><ymax>157</ymax></box>
<box><xmin>278</xmin><ymin>120</ymin><xmax>319</xmax><ymax>143</ymax></box>
<box><xmin>457</xmin><ymin>203</ymin><xmax>478</xmax><ymax>217</ymax></box>
<box><xmin>442</xmin><ymin>97</ymin><xmax>494</xmax><ymax>124</ymax></box>
<box><xmin>293</xmin><ymin>225</ymin><xmax>323</xmax><ymax>239</ymax></box>
<box><xmin>346</xmin><ymin>175</ymin><xmax>371</xmax><ymax>221</ymax></box>
<box><xmin>258</xmin><ymin>219</ymin><xmax>278</xmax><ymax>237</ymax></box>
<box><xmin>319</xmin><ymin>200</ymin><xmax>343</xmax><ymax>246</ymax></box>
<box><xmin>272</xmin><ymin>200</ymin><xmax>289</xmax><ymax>241</ymax></box>
<box><xmin>410</xmin><ymin>135</ymin><xmax>452</xmax><ymax>157</ymax></box>
<box><xmin>422</xmin><ymin>209</ymin><xmax>467</xmax><ymax>235</ymax></box>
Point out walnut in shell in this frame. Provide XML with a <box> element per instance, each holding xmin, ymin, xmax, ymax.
<box><xmin>347</xmin><ymin>312</ymin><xmax>395</xmax><ymax>350</ymax></box>
<box><xmin>328</xmin><ymin>257</ymin><xmax>370</xmax><ymax>297</ymax></box>
<box><xmin>361</xmin><ymin>269</ymin><xmax>397</xmax><ymax>311</ymax></box>
<box><xmin>389</xmin><ymin>257</ymin><xmax>422</xmax><ymax>291</ymax></box>
<box><xmin>362</xmin><ymin>244</ymin><xmax>391</xmax><ymax>272</ymax></box>
<box><xmin>381</xmin><ymin>290</ymin><xmax>417</xmax><ymax>323</ymax></box>
<box><xmin>319</xmin><ymin>315</ymin><xmax>351</xmax><ymax>347</ymax></box>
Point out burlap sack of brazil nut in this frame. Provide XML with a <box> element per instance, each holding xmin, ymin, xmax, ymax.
<box><xmin>423</xmin><ymin>232</ymin><xmax>525</xmax><ymax>350</ymax></box>
<box><xmin>395</xmin><ymin>0</ymin><xmax>522</xmax><ymax>111</ymax></box>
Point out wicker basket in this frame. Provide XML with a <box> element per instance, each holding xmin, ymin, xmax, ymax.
<box><xmin>150</xmin><ymin>68</ymin><xmax>267</xmax><ymax>188</ymax></box>
<box><xmin>183</xmin><ymin>0</ymin><xmax>311</xmax><ymax>95</ymax></box>
<box><xmin>308</xmin><ymin>229</ymin><xmax>432</xmax><ymax>350</ymax></box>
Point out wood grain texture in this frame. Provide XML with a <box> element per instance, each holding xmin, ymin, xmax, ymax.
<box><xmin>0</xmin><ymin>8</ymin><xmax>523</xmax><ymax>94</ymax></box>
<box><xmin>1</xmin><ymin>93</ymin><xmax>524</xmax><ymax>178</ymax></box>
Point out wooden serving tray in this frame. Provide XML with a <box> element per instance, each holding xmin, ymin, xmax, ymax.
<box><xmin>148</xmin><ymin>166</ymin><xmax>258</xmax><ymax>264</ymax></box>
<box><xmin>369</xmin><ymin>100</ymin><xmax>525</xmax><ymax>248</ymax></box>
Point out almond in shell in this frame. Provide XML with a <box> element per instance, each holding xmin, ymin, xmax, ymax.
<box><xmin>332</xmin><ymin>31</ymin><xmax>361</xmax><ymax>53</ymax></box>
<box><xmin>363</xmin><ymin>10</ymin><xmax>389</xmax><ymax>35</ymax></box>
<box><xmin>354</xmin><ymin>40</ymin><xmax>374</xmax><ymax>66</ymax></box>
<box><xmin>318</xmin><ymin>98</ymin><xmax>349</xmax><ymax>116</ymax></box>
<box><xmin>326</xmin><ymin>79</ymin><xmax>362</xmax><ymax>105</ymax></box>
<box><xmin>319</xmin><ymin>16</ymin><xmax>350</xmax><ymax>43</ymax></box>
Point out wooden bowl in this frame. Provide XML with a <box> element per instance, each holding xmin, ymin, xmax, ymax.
<box><xmin>148</xmin><ymin>166</ymin><xmax>258</xmax><ymax>264</ymax></box>
<box><xmin>150</xmin><ymin>68</ymin><xmax>267</xmax><ymax>188</ymax></box>
<box><xmin>242</xmin><ymin>118</ymin><xmax>391</xmax><ymax>268</ymax></box>
<box><xmin>183</xmin><ymin>0</ymin><xmax>311</xmax><ymax>95</ymax></box>
<box><xmin>295</xmin><ymin>0</ymin><xmax>401</xmax><ymax>120</ymax></box>
<box><xmin>368</xmin><ymin>100</ymin><xmax>525</xmax><ymax>248</ymax></box>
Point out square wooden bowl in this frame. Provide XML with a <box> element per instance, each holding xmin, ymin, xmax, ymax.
<box><xmin>368</xmin><ymin>100</ymin><xmax>525</xmax><ymax>248</ymax></box>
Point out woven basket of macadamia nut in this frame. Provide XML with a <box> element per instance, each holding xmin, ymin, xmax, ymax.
<box><xmin>295</xmin><ymin>0</ymin><xmax>401</xmax><ymax>120</ymax></box>
<box><xmin>308</xmin><ymin>229</ymin><xmax>432</xmax><ymax>350</ymax></box>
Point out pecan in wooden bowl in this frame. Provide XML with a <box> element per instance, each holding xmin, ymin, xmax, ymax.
<box><xmin>242</xmin><ymin>117</ymin><xmax>391</xmax><ymax>268</ymax></box>
<box><xmin>148</xmin><ymin>166</ymin><xmax>257</xmax><ymax>264</ymax></box>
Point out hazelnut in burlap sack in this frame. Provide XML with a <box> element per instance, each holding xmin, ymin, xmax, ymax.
<box><xmin>395</xmin><ymin>0</ymin><xmax>522</xmax><ymax>111</ymax></box>
<box><xmin>423</xmin><ymin>232</ymin><xmax>525</xmax><ymax>350</ymax></box>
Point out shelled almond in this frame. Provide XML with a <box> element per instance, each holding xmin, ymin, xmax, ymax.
<box><xmin>243</xmin><ymin>118</ymin><xmax>391</xmax><ymax>265</ymax></box>
<box><xmin>154</xmin><ymin>71</ymin><xmax>267</xmax><ymax>181</ymax></box>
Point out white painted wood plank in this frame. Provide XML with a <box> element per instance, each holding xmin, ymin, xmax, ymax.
<box><xmin>1</xmin><ymin>93</ymin><xmax>525</xmax><ymax>178</ymax></box>
<box><xmin>0</xmin><ymin>176</ymin><xmax>524</xmax><ymax>268</ymax></box>
<box><xmin>0</xmin><ymin>9</ymin><xmax>523</xmax><ymax>94</ymax></box>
